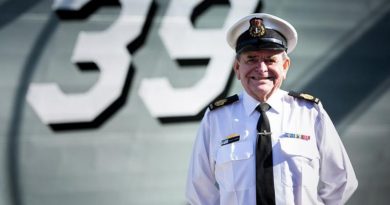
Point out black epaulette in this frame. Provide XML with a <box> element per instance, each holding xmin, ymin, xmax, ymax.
<box><xmin>288</xmin><ymin>91</ymin><xmax>320</xmax><ymax>104</ymax></box>
<box><xmin>208</xmin><ymin>95</ymin><xmax>239</xmax><ymax>111</ymax></box>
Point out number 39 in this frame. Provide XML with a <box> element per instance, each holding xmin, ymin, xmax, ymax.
<box><xmin>27</xmin><ymin>0</ymin><xmax>259</xmax><ymax>126</ymax></box>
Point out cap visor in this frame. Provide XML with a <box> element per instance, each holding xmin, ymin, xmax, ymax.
<box><xmin>237</xmin><ymin>44</ymin><xmax>286</xmax><ymax>54</ymax></box>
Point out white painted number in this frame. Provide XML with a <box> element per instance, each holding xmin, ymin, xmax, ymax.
<box><xmin>139</xmin><ymin>0</ymin><xmax>258</xmax><ymax>118</ymax></box>
<box><xmin>28</xmin><ymin>0</ymin><xmax>259</xmax><ymax>125</ymax></box>
<box><xmin>27</xmin><ymin>0</ymin><xmax>152</xmax><ymax>124</ymax></box>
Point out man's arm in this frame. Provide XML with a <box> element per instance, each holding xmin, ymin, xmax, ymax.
<box><xmin>316</xmin><ymin>105</ymin><xmax>358</xmax><ymax>204</ymax></box>
<box><xmin>186</xmin><ymin>110</ymin><xmax>220</xmax><ymax>205</ymax></box>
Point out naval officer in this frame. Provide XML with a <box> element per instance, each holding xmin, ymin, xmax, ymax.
<box><xmin>185</xmin><ymin>13</ymin><xmax>358</xmax><ymax>205</ymax></box>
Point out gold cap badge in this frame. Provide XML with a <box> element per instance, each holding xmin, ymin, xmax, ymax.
<box><xmin>249</xmin><ymin>18</ymin><xmax>266</xmax><ymax>37</ymax></box>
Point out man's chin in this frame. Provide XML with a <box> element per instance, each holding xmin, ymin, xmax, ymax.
<box><xmin>244</xmin><ymin>89</ymin><xmax>269</xmax><ymax>102</ymax></box>
<box><xmin>250</xmin><ymin>86</ymin><xmax>281</xmax><ymax>101</ymax></box>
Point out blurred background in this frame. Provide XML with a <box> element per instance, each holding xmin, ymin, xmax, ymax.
<box><xmin>1</xmin><ymin>0</ymin><xmax>389</xmax><ymax>204</ymax></box>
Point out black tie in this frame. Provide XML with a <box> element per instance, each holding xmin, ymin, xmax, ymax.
<box><xmin>255</xmin><ymin>103</ymin><xmax>275</xmax><ymax>205</ymax></box>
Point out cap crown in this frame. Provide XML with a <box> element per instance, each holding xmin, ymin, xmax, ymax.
<box><xmin>227</xmin><ymin>13</ymin><xmax>298</xmax><ymax>54</ymax></box>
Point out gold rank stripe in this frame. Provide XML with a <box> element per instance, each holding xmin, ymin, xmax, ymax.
<box><xmin>208</xmin><ymin>94</ymin><xmax>239</xmax><ymax>111</ymax></box>
<box><xmin>288</xmin><ymin>91</ymin><xmax>320</xmax><ymax>104</ymax></box>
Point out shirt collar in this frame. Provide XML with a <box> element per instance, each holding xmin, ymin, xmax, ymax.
<box><xmin>242</xmin><ymin>89</ymin><xmax>285</xmax><ymax>116</ymax></box>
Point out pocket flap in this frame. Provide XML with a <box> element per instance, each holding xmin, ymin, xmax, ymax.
<box><xmin>216</xmin><ymin>141</ymin><xmax>253</xmax><ymax>164</ymax></box>
<box><xmin>279</xmin><ymin>138</ymin><xmax>319</xmax><ymax>159</ymax></box>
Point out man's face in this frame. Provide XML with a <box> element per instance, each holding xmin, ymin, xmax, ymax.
<box><xmin>234</xmin><ymin>50</ymin><xmax>290</xmax><ymax>102</ymax></box>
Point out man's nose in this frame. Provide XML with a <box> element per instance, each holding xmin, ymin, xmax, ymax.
<box><xmin>255</xmin><ymin>61</ymin><xmax>268</xmax><ymax>72</ymax></box>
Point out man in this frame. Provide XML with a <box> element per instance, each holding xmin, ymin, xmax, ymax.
<box><xmin>185</xmin><ymin>13</ymin><xmax>358</xmax><ymax>205</ymax></box>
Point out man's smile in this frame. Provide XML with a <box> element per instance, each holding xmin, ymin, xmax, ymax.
<box><xmin>249</xmin><ymin>76</ymin><xmax>275</xmax><ymax>81</ymax></box>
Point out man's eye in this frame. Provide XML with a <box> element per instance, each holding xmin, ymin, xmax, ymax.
<box><xmin>264</xmin><ymin>58</ymin><xmax>276</xmax><ymax>64</ymax></box>
<box><xmin>246</xmin><ymin>58</ymin><xmax>258</xmax><ymax>64</ymax></box>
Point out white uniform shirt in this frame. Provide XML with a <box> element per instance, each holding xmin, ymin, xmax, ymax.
<box><xmin>186</xmin><ymin>89</ymin><xmax>358</xmax><ymax>205</ymax></box>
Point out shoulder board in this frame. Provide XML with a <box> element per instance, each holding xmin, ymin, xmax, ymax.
<box><xmin>208</xmin><ymin>95</ymin><xmax>239</xmax><ymax>111</ymax></box>
<box><xmin>288</xmin><ymin>91</ymin><xmax>320</xmax><ymax>104</ymax></box>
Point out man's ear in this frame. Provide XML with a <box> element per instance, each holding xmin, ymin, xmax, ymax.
<box><xmin>234</xmin><ymin>59</ymin><xmax>241</xmax><ymax>80</ymax></box>
<box><xmin>282</xmin><ymin>57</ymin><xmax>290</xmax><ymax>79</ymax></box>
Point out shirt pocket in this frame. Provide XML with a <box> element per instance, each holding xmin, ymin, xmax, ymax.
<box><xmin>279</xmin><ymin>138</ymin><xmax>320</xmax><ymax>187</ymax></box>
<box><xmin>215</xmin><ymin>140</ymin><xmax>255</xmax><ymax>192</ymax></box>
